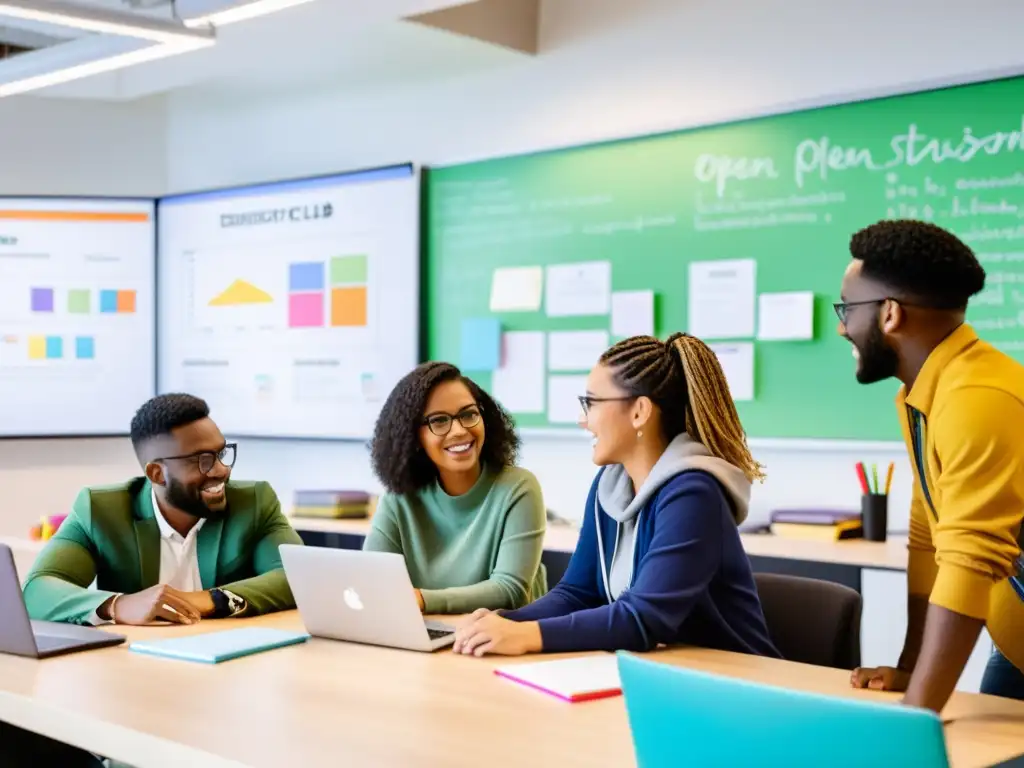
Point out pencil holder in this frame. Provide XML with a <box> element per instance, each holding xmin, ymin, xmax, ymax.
<box><xmin>861</xmin><ymin>494</ymin><xmax>888</xmax><ymax>542</ymax></box>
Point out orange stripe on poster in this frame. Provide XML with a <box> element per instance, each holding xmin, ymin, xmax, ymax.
<box><xmin>0</xmin><ymin>210</ymin><xmax>149</xmax><ymax>223</ymax></box>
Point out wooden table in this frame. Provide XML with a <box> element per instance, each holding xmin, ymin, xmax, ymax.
<box><xmin>290</xmin><ymin>516</ymin><xmax>909</xmax><ymax>591</ymax></box>
<box><xmin>1</xmin><ymin>611</ymin><xmax>1022</xmax><ymax>768</ymax></box>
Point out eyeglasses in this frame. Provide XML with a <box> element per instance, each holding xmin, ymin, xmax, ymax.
<box><xmin>155</xmin><ymin>443</ymin><xmax>237</xmax><ymax>475</ymax></box>
<box><xmin>578</xmin><ymin>395</ymin><xmax>634</xmax><ymax>416</ymax></box>
<box><xmin>833</xmin><ymin>298</ymin><xmax>890</xmax><ymax>325</ymax></box>
<box><xmin>422</xmin><ymin>407</ymin><xmax>482</xmax><ymax>437</ymax></box>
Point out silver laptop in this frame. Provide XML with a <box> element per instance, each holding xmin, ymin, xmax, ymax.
<box><xmin>0</xmin><ymin>543</ymin><xmax>125</xmax><ymax>658</ymax></box>
<box><xmin>279</xmin><ymin>545</ymin><xmax>456</xmax><ymax>652</ymax></box>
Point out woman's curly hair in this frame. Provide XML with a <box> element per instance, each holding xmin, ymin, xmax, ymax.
<box><xmin>370</xmin><ymin>362</ymin><xmax>521</xmax><ymax>495</ymax></box>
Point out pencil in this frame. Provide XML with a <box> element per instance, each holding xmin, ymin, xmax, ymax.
<box><xmin>871</xmin><ymin>464</ymin><xmax>879</xmax><ymax>494</ymax></box>
<box><xmin>885</xmin><ymin>463</ymin><xmax>894</xmax><ymax>495</ymax></box>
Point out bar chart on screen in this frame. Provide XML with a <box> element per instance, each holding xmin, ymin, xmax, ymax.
<box><xmin>0</xmin><ymin>199</ymin><xmax>155</xmax><ymax>436</ymax></box>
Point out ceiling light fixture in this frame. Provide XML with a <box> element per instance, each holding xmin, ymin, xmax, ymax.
<box><xmin>0</xmin><ymin>39</ymin><xmax>212</xmax><ymax>98</ymax></box>
<box><xmin>183</xmin><ymin>0</ymin><xmax>317</xmax><ymax>28</ymax></box>
<box><xmin>0</xmin><ymin>0</ymin><xmax>208</xmax><ymax>44</ymax></box>
<box><xmin>0</xmin><ymin>0</ymin><xmax>214</xmax><ymax>97</ymax></box>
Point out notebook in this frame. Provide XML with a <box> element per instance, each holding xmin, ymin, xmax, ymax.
<box><xmin>495</xmin><ymin>654</ymin><xmax>622</xmax><ymax>702</ymax></box>
<box><xmin>129</xmin><ymin>627</ymin><xmax>310</xmax><ymax>664</ymax></box>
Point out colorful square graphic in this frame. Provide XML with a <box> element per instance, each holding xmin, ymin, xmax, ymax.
<box><xmin>28</xmin><ymin>336</ymin><xmax>46</xmax><ymax>360</ymax></box>
<box><xmin>330</xmin><ymin>255</ymin><xmax>368</xmax><ymax>285</ymax></box>
<box><xmin>289</xmin><ymin>262</ymin><xmax>325</xmax><ymax>292</ymax></box>
<box><xmin>289</xmin><ymin>292</ymin><xmax>324</xmax><ymax>328</ymax></box>
<box><xmin>45</xmin><ymin>336</ymin><xmax>63</xmax><ymax>359</ymax></box>
<box><xmin>67</xmin><ymin>289</ymin><xmax>91</xmax><ymax>314</ymax></box>
<box><xmin>75</xmin><ymin>336</ymin><xmax>95</xmax><ymax>360</ymax></box>
<box><xmin>330</xmin><ymin>286</ymin><xmax>368</xmax><ymax>327</ymax></box>
<box><xmin>100</xmin><ymin>290</ymin><xmax>118</xmax><ymax>313</ymax></box>
<box><xmin>117</xmin><ymin>290</ymin><xmax>136</xmax><ymax>313</ymax></box>
<box><xmin>31</xmin><ymin>288</ymin><xmax>54</xmax><ymax>313</ymax></box>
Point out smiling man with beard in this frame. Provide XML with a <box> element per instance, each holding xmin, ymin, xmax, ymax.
<box><xmin>23</xmin><ymin>393</ymin><xmax>303</xmax><ymax>626</ymax></box>
<box><xmin>836</xmin><ymin>219</ymin><xmax>1024</xmax><ymax>713</ymax></box>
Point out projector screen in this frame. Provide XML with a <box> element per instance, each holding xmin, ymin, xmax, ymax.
<box><xmin>0</xmin><ymin>197</ymin><xmax>156</xmax><ymax>438</ymax></box>
<box><xmin>157</xmin><ymin>165</ymin><xmax>420</xmax><ymax>439</ymax></box>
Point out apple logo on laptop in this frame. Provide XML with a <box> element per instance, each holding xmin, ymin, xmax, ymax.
<box><xmin>343</xmin><ymin>587</ymin><xmax>364</xmax><ymax>611</ymax></box>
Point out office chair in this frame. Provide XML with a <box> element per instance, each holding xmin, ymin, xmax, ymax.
<box><xmin>754</xmin><ymin>572</ymin><xmax>862</xmax><ymax>669</ymax></box>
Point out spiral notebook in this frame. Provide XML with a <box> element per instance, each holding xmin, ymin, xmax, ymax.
<box><xmin>130</xmin><ymin>627</ymin><xmax>310</xmax><ymax>664</ymax></box>
<box><xmin>494</xmin><ymin>654</ymin><xmax>622</xmax><ymax>702</ymax></box>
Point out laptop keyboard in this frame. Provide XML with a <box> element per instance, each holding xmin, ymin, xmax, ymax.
<box><xmin>424</xmin><ymin>622</ymin><xmax>455</xmax><ymax>640</ymax></box>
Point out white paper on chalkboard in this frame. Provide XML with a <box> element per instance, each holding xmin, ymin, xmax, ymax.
<box><xmin>758</xmin><ymin>292</ymin><xmax>814</xmax><ymax>341</ymax></box>
<box><xmin>688</xmin><ymin>259</ymin><xmax>756</xmax><ymax>339</ymax></box>
<box><xmin>547</xmin><ymin>375</ymin><xmax>588</xmax><ymax>424</ymax></box>
<box><xmin>611</xmin><ymin>290</ymin><xmax>655</xmax><ymax>338</ymax></box>
<box><xmin>709</xmin><ymin>342</ymin><xmax>754</xmax><ymax>402</ymax></box>
<box><xmin>490</xmin><ymin>266</ymin><xmax>543</xmax><ymax>312</ymax></box>
<box><xmin>492</xmin><ymin>332</ymin><xmax>545</xmax><ymax>414</ymax></box>
<box><xmin>548</xmin><ymin>330</ymin><xmax>609</xmax><ymax>372</ymax></box>
<box><xmin>545</xmin><ymin>261</ymin><xmax>611</xmax><ymax>317</ymax></box>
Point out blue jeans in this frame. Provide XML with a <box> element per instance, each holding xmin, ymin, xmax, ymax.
<box><xmin>980</xmin><ymin>648</ymin><xmax>1024</xmax><ymax>701</ymax></box>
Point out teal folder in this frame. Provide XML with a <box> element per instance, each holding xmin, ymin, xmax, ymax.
<box><xmin>129</xmin><ymin>627</ymin><xmax>310</xmax><ymax>664</ymax></box>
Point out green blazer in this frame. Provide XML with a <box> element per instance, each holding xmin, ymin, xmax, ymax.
<box><xmin>23</xmin><ymin>477</ymin><xmax>304</xmax><ymax>624</ymax></box>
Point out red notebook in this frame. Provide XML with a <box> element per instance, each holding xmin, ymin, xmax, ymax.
<box><xmin>494</xmin><ymin>654</ymin><xmax>622</xmax><ymax>702</ymax></box>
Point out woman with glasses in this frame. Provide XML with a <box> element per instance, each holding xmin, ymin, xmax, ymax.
<box><xmin>364</xmin><ymin>361</ymin><xmax>547</xmax><ymax>614</ymax></box>
<box><xmin>452</xmin><ymin>334</ymin><xmax>779</xmax><ymax>658</ymax></box>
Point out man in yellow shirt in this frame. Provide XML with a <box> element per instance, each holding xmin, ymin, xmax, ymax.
<box><xmin>836</xmin><ymin>219</ymin><xmax>1024</xmax><ymax>713</ymax></box>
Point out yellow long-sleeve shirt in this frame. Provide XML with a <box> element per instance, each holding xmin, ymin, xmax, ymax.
<box><xmin>897</xmin><ymin>323</ymin><xmax>1024</xmax><ymax>673</ymax></box>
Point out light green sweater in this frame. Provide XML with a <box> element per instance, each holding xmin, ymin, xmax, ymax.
<box><xmin>363</xmin><ymin>465</ymin><xmax>547</xmax><ymax>614</ymax></box>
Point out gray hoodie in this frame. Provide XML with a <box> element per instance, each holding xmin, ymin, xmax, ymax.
<box><xmin>597</xmin><ymin>433</ymin><xmax>752</xmax><ymax>601</ymax></box>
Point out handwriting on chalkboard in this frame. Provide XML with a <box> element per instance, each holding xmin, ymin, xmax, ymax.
<box><xmin>694</xmin><ymin>118</ymin><xmax>1024</xmax><ymax>195</ymax></box>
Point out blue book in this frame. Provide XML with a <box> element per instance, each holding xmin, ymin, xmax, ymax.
<box><xmin>129</xmin><ymin>627</ymin><xmax>310</xmax><ymax>664</ymax></box>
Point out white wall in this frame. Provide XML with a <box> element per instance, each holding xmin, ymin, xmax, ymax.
<box><xmin>156</xmin><ymin>0</ymin><xmax>1024</xmax><ymax>529</ymax></box>
<box><xmin>3</xmin><ymin>0</ymin><xmax>1022</xmax><ymax>532</ymax></box>
<box><xmin>0</xmin><ymin>95</ymin><xmax>167</xmax><ymax>537</ymax></box>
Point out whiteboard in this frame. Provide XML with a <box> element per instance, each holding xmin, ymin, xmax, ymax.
<box><xmin>157</xmin><ymin>165</ymin><xmax>419</xmax><ymax>439</ymax></box>
<box><xmin>0</xmin><ymin>197</ymin><xmax>156</xmax><ymax>437</ymax></box>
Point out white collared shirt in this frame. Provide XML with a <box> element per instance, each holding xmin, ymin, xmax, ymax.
<box><xmin>89</xmin><ymin>489</ymin><xmax>236</xmax><ymax>625</ymax></box>
<box><xmin>152</xmin><ymin>487</ymin><xmax>206</xmax><ymax>592</ymax></box>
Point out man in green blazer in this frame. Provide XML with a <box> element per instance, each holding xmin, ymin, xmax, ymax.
<box><xmin>23</xmin><ymin>393</ymin><xmax>303</xmax><ymax>626</ymax></box>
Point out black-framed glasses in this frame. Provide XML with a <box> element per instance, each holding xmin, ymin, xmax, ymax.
<box><xmin>578</xmin><ymin>395</ymin><xmax>634</xmax><ymax>416</ymax></box>
<box><xmin>422</xmin><ymin>407</ymin><xmax>482</xmax><ymax>437</ymax></box>
<box><xmin>155</xmin><ymin>443</ymin><xmax>237</xmax><ymax>475</ymax></box>
<box><xmin>833</xmin><ymin>298</ymin><xmax>890</xmax><ymax>325</ymax></box>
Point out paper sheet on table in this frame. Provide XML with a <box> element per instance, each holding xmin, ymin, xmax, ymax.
<box><xmin>492</xmin><ymin>332</ymin><xmax>545</xmax><ymax>414</ymax></box>
<box><xmin>459</xmin><ymin>317</ymin><xmax>502</xmax><ymax>371</ymax></box>
<box><xmin>490</xmin><ymin>266</ymin><xmax>543</xmax><ymax>312</ymax></box>
<box><xmin>547</xmin><ymin>375</ymin><xmax>588</xmax><ymax>424</ymax></box>
<box><xmin>611</xmin><ymin>290</ymin><xmax>654</xmax><ymax>338</ymax></box>
<box><xmin>758</xmin><ymin>292</ymin><xmax>814</xmax><ymax>341</ymax></box>
<box><xmin>688</xmin><ymin>259</ymin><xmax>756</xmax><ymax>339</ymax></box>
<box><xmin>709</xmin><ymin>342</ymin><xmax>755</xmax><ymax>402</ymax></box>
<box><xmin>548</xmin><ymin>330</ymin><xmax>608</xmax><ymax>372</ymax></box>
<box><xmin>545</xmin><ymin>261</ymin><xmax>611</xmax><ymax>317</ymax></box>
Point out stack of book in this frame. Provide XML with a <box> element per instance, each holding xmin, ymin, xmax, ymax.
<box><xmin>292</xmin><ymin>490</ymin><xmax>376</xmax><ymax>519</ymax></box>
<box><xmin>769</xmin><ymin>509</ymin><xmax>863</xmax><ymax>541</ymax></box>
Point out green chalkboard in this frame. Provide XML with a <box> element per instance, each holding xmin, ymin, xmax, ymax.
<box><xmin>425</xmin><ymin>76</ymin><xmax>1024</xmax><ymax>441</ymax></box>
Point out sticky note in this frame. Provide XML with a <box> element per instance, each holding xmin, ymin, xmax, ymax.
<box><xmin>330</xmin><ymin>286</ymin><xmax>368</xmax><ymax>327</ymax></box>
<box><xmin>459</xmin><ymin>317</ymin><xmax>502</xmax><ymax>371</ymax></box>
<box><xmin>100</xmin><ymin>290</ymin><xmax>118</xmax><ymax>313</ymax></box>
<box><xmin>330</xmin><ymin>255</ymin><xmax>368</xmax><ymax>285</ymax></box>
<box><xmin>75</xmin><ymin>336</ymin><xmax>95</xmax><ymax>360</ymax></box>
<box><xmin>289</xmin><ymin>293</ymin><xmax>324</xmax><ymax>328</ymax></box>
<box><xmin>67</xmin><ymin>289</ymin><xmax>91</xmax><ymax>314</ymax></box>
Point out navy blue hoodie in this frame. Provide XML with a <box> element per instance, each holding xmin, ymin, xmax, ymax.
<box><xmin>503</xmin><ymin>435</ymin><xmax>780</xmax><ymax>656</ymax></box>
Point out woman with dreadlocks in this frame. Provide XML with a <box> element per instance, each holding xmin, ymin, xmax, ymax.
<box><xmin>452</xmin><ymin>333</ymin><xmax>780</xmax><ymax>658</ymax></box>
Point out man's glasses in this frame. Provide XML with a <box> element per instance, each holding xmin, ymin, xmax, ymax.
<box><xmin>155</xmin><ymin>443</ymin><xmax>237</xmax><ymax>475</ymax></box>
<box><xmin>423</xmin><ymin>407</ymin><xmax>482</xmax><ymax>437</ymax></box>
